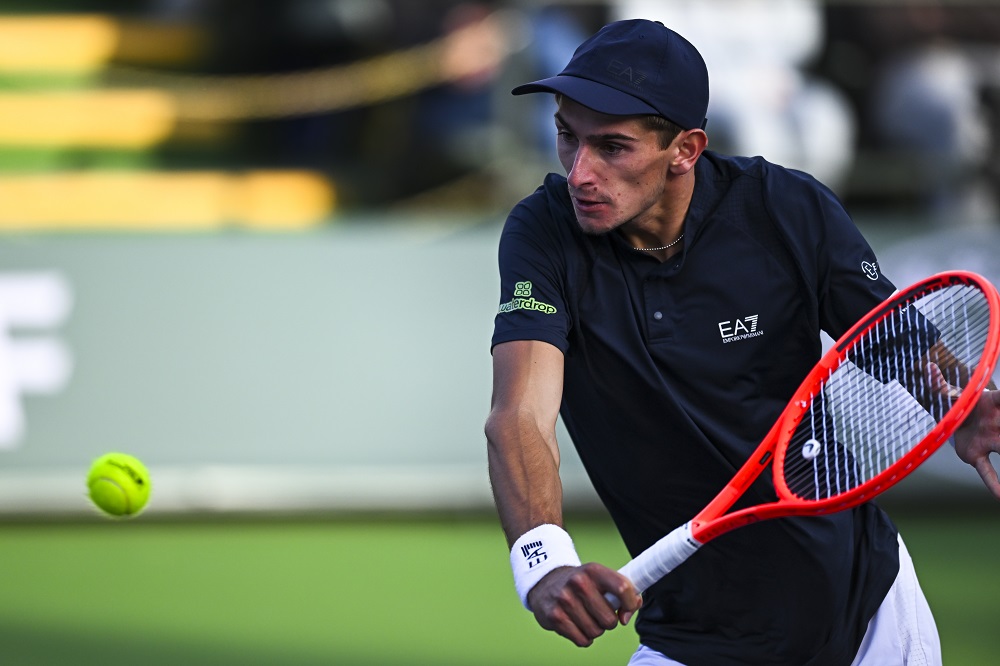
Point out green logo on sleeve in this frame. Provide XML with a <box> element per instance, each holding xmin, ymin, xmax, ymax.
<box><xmin>499</xmin><ymin>281</ymin><xmax>557</xmax><ymax>315</ymax></box>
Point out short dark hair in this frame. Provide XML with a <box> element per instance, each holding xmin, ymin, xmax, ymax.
<box><xmin>642</xmin><ymin>115</ymin><xmax>684</xmax><ymax>150</ymax></box>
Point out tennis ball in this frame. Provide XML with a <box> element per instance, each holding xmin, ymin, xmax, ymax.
<box><xmin>87</xmin><ymin>452</ymin><xmax>151</xmax><ymax>518</ymax></box>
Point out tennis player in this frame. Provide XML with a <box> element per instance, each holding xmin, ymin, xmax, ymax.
<box><xmin>486</xmin><ymin>18</ymin><xmax>1000</xmax><ymax>666</ymax></box>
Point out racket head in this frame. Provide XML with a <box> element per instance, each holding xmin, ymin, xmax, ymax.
<box><xmin>772</xmin><ymin>271</ymin><xmax>1000</xmax><ymax>511</ymax></box>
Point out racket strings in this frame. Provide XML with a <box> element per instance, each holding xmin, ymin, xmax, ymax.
<box><xmin>782</xmin><ymin>284</ymin><xmax>992</xmax><ymax>501</ymax></box>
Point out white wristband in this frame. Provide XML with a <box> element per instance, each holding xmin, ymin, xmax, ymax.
<box><xmin>510</xmin><ymin>524</ymin><xmax>581</xmax><ymax>610</ymax></box>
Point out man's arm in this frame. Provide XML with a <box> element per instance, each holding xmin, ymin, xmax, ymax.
<box><xmin>915</xmin><ymin>342</ymin><xmax>1000</xmax><ymax>499</ymax></box>
<box><xmin>953</xmin><ymin>388</ymin><xmax>1000</xmax><ymax>499</ymax></box>
<box><xmin>485</xmin><ymin>340</ymin><xmax>641</xmax><ymax>647</ymax></box>
<box><xmin>486</xmin><ymin>340</ymin><xmax>565</xmax><ymax>540</ymax></box>
<box><xmin>844</xmin><ymin>301</ymin><xmax>1000</xmax><ymax>497</ymax></box>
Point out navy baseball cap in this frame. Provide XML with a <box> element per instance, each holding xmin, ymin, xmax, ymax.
<box><xmin>512</xmin><ymin>19</ymin><xmax>709</xmax><ymax>130</ymax></box>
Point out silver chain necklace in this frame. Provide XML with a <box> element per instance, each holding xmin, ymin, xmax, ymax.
<box><xmin>634</xmin><ymin>233</ymin><xmax>684</xmax><ymax>252</ymax></box>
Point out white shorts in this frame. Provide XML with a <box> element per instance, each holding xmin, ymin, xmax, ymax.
<box><xmin>627</xmin><ymin>535</ymin><xmax>941</xmax><ymax>666</ymax></box>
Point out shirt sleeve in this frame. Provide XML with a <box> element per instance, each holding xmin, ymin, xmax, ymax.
<box><xmin>491</xmin><ymin>204</ymin><xmax>572</xmax><ymax>354</ymax></box>
<box><xmin>814</xmin><ymin>188</ymin><xmax>896</xmax><ymax>339</ymax></box>
<box><xmin>764</xmin><ymin>166</ymin><xmax>896</xmax><ymax>340</ymax></box>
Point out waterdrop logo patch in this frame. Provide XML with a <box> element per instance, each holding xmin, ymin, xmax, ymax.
<box><xmin>498</xmin><ymin>281</ymin><xmax>557</xmax><ymax>316</ymax></box>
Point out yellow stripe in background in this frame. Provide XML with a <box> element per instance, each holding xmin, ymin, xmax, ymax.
<box><xmin>0</xmin><ymin>171</ymin><xmax>336</xmax><ymax>230</ymax></box>
<box><xmin>0</xmin><ymin>14</ymin><xmax>203</xmax><ymax>72</ymax></box>
<box><xmin>0</xmin><ymin>90</ymin><xmax>178</xmax><ymax>148</ymax></box>
<box><xmin>0</xmin><ymin>15</ymin><xmax>120</xmax><ymax>73</ymax></box>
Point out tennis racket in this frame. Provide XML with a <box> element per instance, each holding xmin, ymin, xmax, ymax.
<box><xmin>614</xmin><ymin>270</ymin><xmax>1000</xmax><ymax>599</ymax></box>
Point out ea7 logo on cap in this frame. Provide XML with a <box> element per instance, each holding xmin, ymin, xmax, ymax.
<box><xmin>607</xmin><ymin>59</ymin><xmax>647</xmax><ymax>89</ymax></box>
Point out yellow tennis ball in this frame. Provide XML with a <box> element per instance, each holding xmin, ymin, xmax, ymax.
<box><xmin>87</xmin><ymin>452</ymin><xmax>152</xmax><ymax>518</ymax></box>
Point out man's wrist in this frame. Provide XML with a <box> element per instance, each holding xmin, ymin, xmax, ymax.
<box><xmin>510</xmin><ymin>524</ymin><xmax>581</xmax><ymax>610</ymax></box>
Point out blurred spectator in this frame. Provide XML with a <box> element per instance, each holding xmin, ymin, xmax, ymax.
<box><xmin>823</xmin><ymin>4</ymin><xmax>1000</xmax><ymax>226</ymax></box>
<box><xmin>140</xmin><ymin>0</ymin><xmax>514</xmax><ymax>208</ymax></box>
<box><xmin>611</xmin><ymin>0</ymin><xmax>856</xmax><ymax>192</ymax></box>
<box><xmin>135</xmin><ymin>0</ymin><xmax>398</xmax><ymax>207</ymax></box>
<box><xmin>399</xmin><ymin>2</ymin><xmax>506</xmax><ymax>201</ymax></box>
<box><xmin>515</xmin><ymin>6</ymin><xmax>599</xmax><ymax>159</ymax></box>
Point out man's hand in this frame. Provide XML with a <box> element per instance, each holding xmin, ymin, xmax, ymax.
<box><xmin>526</xmin><ymin>563</ymin><xmax>642</xmax><ymax>647</ymax></box>
<box><xmin>954</xmin><ymin>388</ymin><xmax>1000</xmax><ymax>499</ymax></box>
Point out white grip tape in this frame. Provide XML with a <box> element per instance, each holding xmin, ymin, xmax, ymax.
<box><xmin>619</xmin><ymin>521</ymin><xmax>702</xmax><ymax>594</ymax></box>
<box><xmin>510</xmin><ymin>524</ymin><xmax>582</xmax><ymax>610</ymax></box>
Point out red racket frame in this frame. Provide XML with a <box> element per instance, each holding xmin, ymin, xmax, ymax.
<box><xmin>688</xmin><ymin>271</ymin><xmax>1000</xmax><ymax>545</ymax></box>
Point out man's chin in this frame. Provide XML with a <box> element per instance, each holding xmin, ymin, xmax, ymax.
<box><xmin>576</xmin><ymin>217</ymin><xmax>618</xmax><ymax>237</ymax></box>
<box><xmin>572</xmin><ymin>209</ymin><xmax>612</xmax><ymax>234</ymax></box>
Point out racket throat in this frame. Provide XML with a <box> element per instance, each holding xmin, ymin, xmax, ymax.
<box><xmin>696</xmin><ymin>433</ymin><xmax>783</xmax><ymax>533</ymax></box>
<box><xmin>692</xmin><ymin>500</ymin><xmax>796</xmax><ymax>543</ymax></box>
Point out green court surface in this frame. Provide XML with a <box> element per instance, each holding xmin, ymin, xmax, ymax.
<box><xmin>0</xmin><ymin>509</ymin><xmax>996</xmax><ymax>665</ymax></box>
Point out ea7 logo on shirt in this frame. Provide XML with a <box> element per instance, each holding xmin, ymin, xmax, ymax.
<box><xmin>718</xmin><ymin>314</ymin><xmax>763</xmax><ymax>344</ymax></box>
<box><xmin>498</xmin><ymin>281</ymin><xmax>557</xmax><ymax>316</ymax></box>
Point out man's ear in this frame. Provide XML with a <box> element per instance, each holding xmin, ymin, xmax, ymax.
<box><xmin>669</xmin><ymin>129</ymin><xmax>708</xmax><ymax>175</ymax></box>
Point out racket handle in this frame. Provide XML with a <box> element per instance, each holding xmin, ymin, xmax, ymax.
<box><xmin>605</xmin><ymin>522</ymin><xmax>702</xmax><ymax>607</ymax></box>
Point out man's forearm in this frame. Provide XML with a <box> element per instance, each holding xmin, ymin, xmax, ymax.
<box><xmin>486</xmin><ymin>416</ymin><xmax>565</xmax><ymax>548</ymax></box>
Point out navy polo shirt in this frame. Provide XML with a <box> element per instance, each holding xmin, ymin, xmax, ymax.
<box><xmin>492</xmin><ymin>152</ymin><xmax>901</xmax><ymax>666</ymax></box>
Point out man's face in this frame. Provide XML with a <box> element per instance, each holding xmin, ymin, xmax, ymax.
<box><xmin>555</xmin><ymin>97</ymin><xmax>675</xmax><ymax>236</ymax></box>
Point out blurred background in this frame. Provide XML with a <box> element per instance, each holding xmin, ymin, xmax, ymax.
<box><xmin>0</xmin><ymin>1</ymin><xmax>998</xmax><ymax>664</ymax></box>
